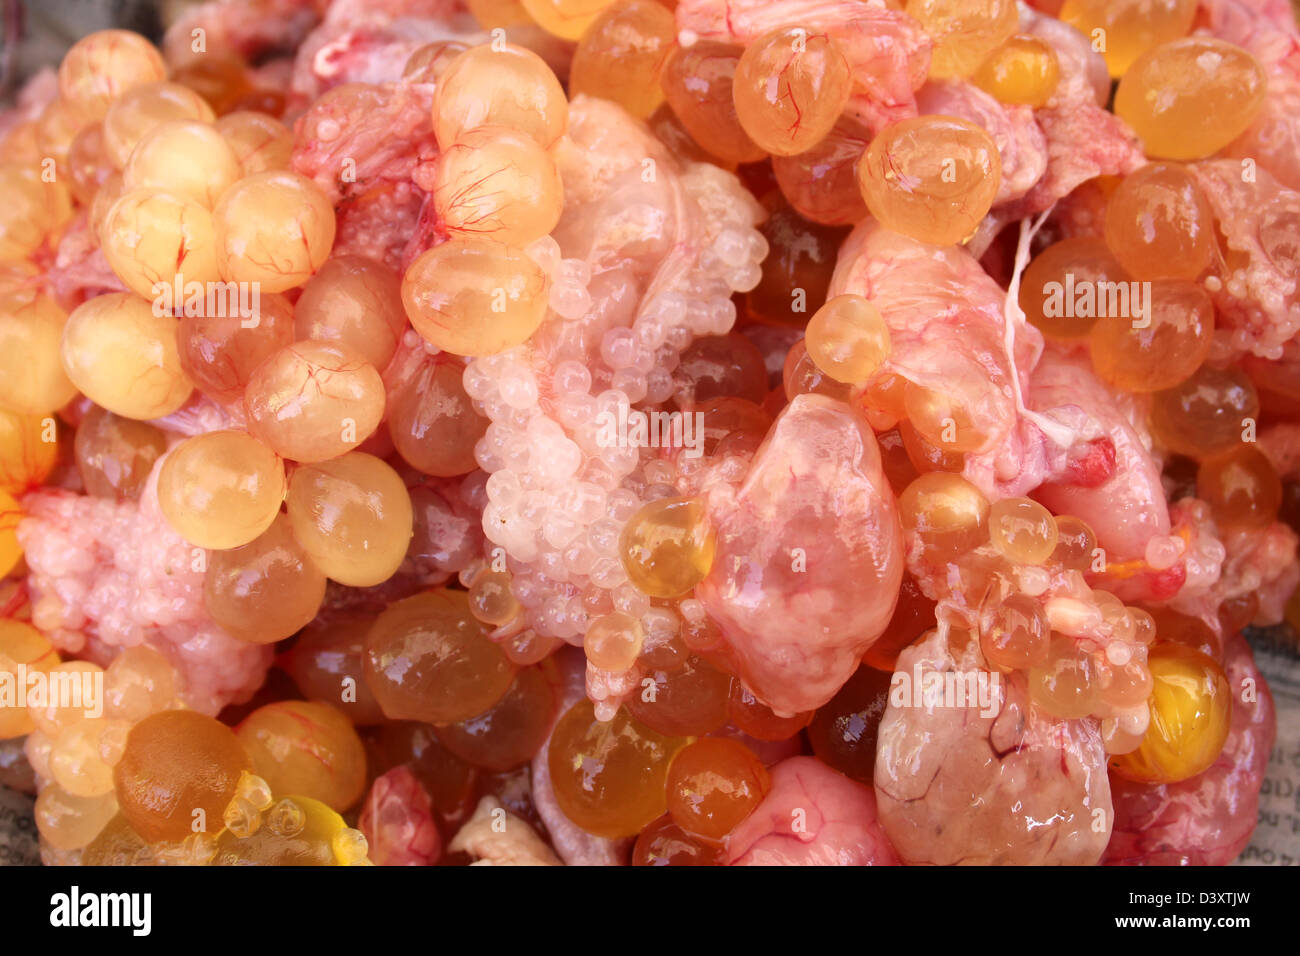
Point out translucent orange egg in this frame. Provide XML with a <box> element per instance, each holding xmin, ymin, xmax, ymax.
<box><xmin>102</xmin><ymin>82</ymin><xmax>216</xmax><ymax>170</ymax></box>
<box><xmin>433</xmin><ymin>665</ymin><xmax>554</xmax><ymax>771</ymax></box>
<box><xmin>244</xmin><ymin>340</ymin><xmax>385</xmax><ymax>463</ymax></box>
<box><xmin>979</xmin><ymin>592</ymin><xmax>1049</xmax><ymax>671</ymax></box>
<box><xmin>733</xmin><ymin>28</ymin><xmax>853</xmax><ymax>157</ymax></box>
<box><xmin>177</xmin><ymin>292</ymin><xmax>295</xmax><ymax>404</ymax></box>
<box><xmin>214</xmin><ymin>111</ymin><xmax>294</xmax><ymax>175</ymax></box>
<box><xmin>0</xmin><ymin>163</ymin><xmax>73</xmax><ymax>261</ymax></box>
<box><xmin>1051</xmin><ymin>514</ymin><xmax>1098</xmax><ymax>571</ymax></box>
<box><xmin>1019</xmin><ymin>236</ymin><xmax>1131</xmax><ymax>341</ymax></box>
<box><xmin>520</xmin><ymin>0</ymin><xmax>615</xmax><ymax>40</ymax></box>
<box><xmin>972</xmin><ymin>34</ymin><xmax>1060</xmax><ymax>107</ymax></box>
<box><xmin>804</xmin><ymin>294</ymin><xmax>891</xmax><ymax>385</ymax></box>
<box><xmin>73</xmin><ymin>406</ymin><xmax>167</xmax><ymax>501</ymax></box>
<box><xmin>468</xmin><ymin>569</ymin><xmax>522</xmax><ymax>627</ymax></box>
<box><xmin>401</xmin><ymin>238</ymin><xmax>548</xmax><ymax>356</ymax></box>
<box><xmin>433</xmin><ymin>125</ymin><xmax>564</xmax><ymax>245</ymax></box>
<box><xmin>665</xmin><ymin>736</ymin><xmax>770</xmax><ymax>843</ymax></box>
<box><xmin>771</xmin><ymin>116</ymin><xmax>871</xmax><ymax>227</ymax></box>
<box><xmin>1148</xmin><ymin>364</ymin><xmax>1259</xmax><ymax>460</ymax></box>
<box><xmin>204</xmin><ymin>514</ymin><xmax>327</xmax><ymax>644</ymax></box>
<box><xmin>35</xmin><ymin>784</ymin><xmax>119</xmax><ymax>851</ymax></box>
<box><xmin>212</xmin><ymin>171</ymin><xmax>336</xmax><ymax>293</ymax></box>
<box><xmin>547</xmin><ymin>699</ymin><xmax>685</xmax><ymax>838</ymax></box>
<box><xmin>0</xmin><ymin>409</ymin><xmax>57</xmax><ymax>494</ymax></box>
<box><xmin>1027</xmin><ymin>634</ymin><xmax>1097</xmax><ymax>719</ymax></box>
<box><xmin>113</xmin><ymin>710</ymin><xmax>253</xmax><ymax>844</ymax></box>
<box><xmin>103</xmin><ymin>645</ymin><xmax>176</xmax><ymax>724</ymax></box>
<box><xmin>1088</xmin><ymin>280</ymin><xmax>1213</xmax><ymax>393</ymax></box>
<box><xmin>632</xmin><ymin>813</ymin><xmax>725</xmax><ymax>865</ymax></box>
<box><xmin>294</xmin><ymin>256</ymin><xmax>406</xmax><ymax>372</ymax></box>
<box><xmin>861</xmin><ymin>573</ymin><xmax>937</xmax><ymax>671</ymax></box>
<box><xmin>570</xmin><ymin>0</ymin><xmax>676</xmax><ymax>120</ymax></box>
<box><xmin>898</xmin><ymin>472</ymin><xmax>991</xmax><ymax>555</ymax></box>
<box><xmin>661</xmin><ymin>42</ymin><xmax>767</xmax><ymax>165</ymax></box>
<box><xmin>388</xmin><ymin>358</ymin><xmax>487</xmax><ymax>477</ymax></box>
<box><xmin>1114</xmin><ymin>38</ymin><xmax>1267</xmax><ymax>160</ymax></box>
<box><xmin>279</xmin><ymin>611</ymin><xmax>387</xmax><ymax>726</ymax></box>
<box><xmin>988</xmin><ymin>496</ymin><xmax>1058</xmax><ymax>564</ymax></box>
<box><xmin>286</xmin><ymin>453</ymin><xmax>413</xmax><ymax>587</ymax></box>
<box><xmin>364</xmin><ymin>589</ymin><xmax>516</xmax><ymax>725</ymax></box>
<box><xmin>905</xmin><ymin>0</ymin><xmax>1019</xmax><ymax>79</ymax></box>
<box><xmin>403</xmin><ymin>40</ymin><xmax>472</xmax><ymax>83</ymax></box>
<box><xmin>58</xmin><ymin>30</ymin><xmax>167</xmax><ymax>122</ymax></box>
<box><xmin>123</xmin><ymin>120</ymin><xmax>241</xmax><ymax>209</ymax></box>
<box><xmin>619</xmin><ymin>497</ymin><xmax>716</xmax><ymax>599</ymax></box>
<box><xmin>236</xmin><ymin>700</ymin><xmax>367</xmax><ymax>812</ymax></box>
<box><xmin>727</xmin><ymin>679</ymin><xmax>812</xmax><ymax>740</ymax></box>
<box><xmin>66</xmin><ymin>122</ymin><xmax>113</xmax><ymax>205</ymax></box>
<box><xmin>0</xmin><ymin>620</ymin><xmax>61</xmax><ymax>739</ymax></box>
<box><xmin>434</xmin><ymin>44</ymin><xmax>568</xmax><ymax>149</ymax></box>
<box><xmin>626</xmin><ymin>654</ymin><xmax>732</xmax><ymax>736</ymax></box>
<box><xmin>61</xmin><ymin>293</ymin><xmax>194</xmax><ymax>420</ymax></box>
<box><xmin>1060</xmin><ymin>0</ymin><xmax>1199</xmax><ymax>77</ymax></box>
<box><xmin>857</xmin><ymin>115</ymin><xmax>1002</xmax><ymax>246</ymax></box>
<box><xmin>1197</xmin><ymin>444</ymin><xmax>1282</xmax><ymax>531</ymax></box>
<box><xmin>1103</xmin><ymin>163</ymin><xmax>1214</xmax><ymax>281</ymax></box>
<box><xmin>100</xmin><ymin>188</ymin><xmax>222</xmax><ymax>299</ymax></box>
<box><xmin>156</xmin><ymin>431</ymin><xmax>286</xmax><ymax>550</ymax></box>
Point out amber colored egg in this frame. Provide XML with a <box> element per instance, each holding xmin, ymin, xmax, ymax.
<box><xmin>236</xmin><ymin>701</ymin><xmax>367</xmax><ymax>812</ymax></box>
<box><xmin>547</xmin><ymin>699</ymin><xmax>686</xmax><ymax>839</ymax></box>
<box><xmin>433</xmin><ymin>665</ymin><xmax>555</xmax><ymax>772</ymax></box>
<box><xmin>113</xmin><ymin>710</ymin><xmax>253</xmax><ymax>844</ymax></box>
<box><xmin>364</xmin><ymin>589</ymin><xmax>516</xmax><ymax>725</ymax></box>
<box><xmin>665</xmin><ymin>736</ymin><xmax>770</xmax><ymax>843</ymax></box>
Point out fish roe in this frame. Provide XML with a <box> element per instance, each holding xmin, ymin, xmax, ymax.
<box><xmin>570</xmin><ymin>0</ymin><xmax>675</xmax><ymax>120</ymax></box>
<box><xmin>905</xmin><ymin>0</ymin><xmax>1019</xmax><ymax>79</ymax></box>
<box><xmin>157</xmin><ymin>430</ymin><xmax>286</xmax><ymax>551</ymax></box>
<box><xmin>1148</xmin><ymin>365</ymin><xmax>1260</xmax><ymax>460</ymax></box>
<box><xmin>1060</xmin><ymin>0</ymin><xmax>1199</xmax><ymax>77</ymax></box>
<box><xmin>204</xmin><ymin>513</ymin><xmax>326</xmax><ymax>645</ymax></box>
<box><xmin>547</xmin><ymin>699</ymin><xmax>685</xmax><ymax>839</ymax></box>
<box><xmin>1110</xmin><ymin>643</ymin><xmax>1231</xmax><ymax>784</ymax></box>
<box><xmin>1088</xmin><ymin>280</ymin><xmax>1214</xmax><ymax>393</ymax></box>
<box><xmin>733</xmin><ymin>28</ymin><xmax>853</xmax><ymax>157</ymax></box>
<box><xmin>113</xmin><ymin>710</ymin><xmax>253</xmax><ymax>844</ymax></box>
<box><xmin>619</xmin><ymin>496</ymin><xmax>716</xmax><ymax>599</ymax></box>
<box><xmin>1103</xmin><ymin>163</ymin><xmax>1214</xmax><ymax>281</ymax></box>
<box><xmin>804</xmin><ymin>294</ymin><xmax>891</xmax><ymax>385</ymax></box>
<box><xmin>364</xmin><ymin>589</ymin><xmax>516</xmax><ymax>725</ymax></box>
<box><xmin>972</xmin><ymin>34</ymin><xmax>1060</xmax><ymax>107</ymax></box>
<box><xmin>236</xmin><ymin>701</ymin><xmax>367</xmax><ymax>812</ymax></box>
<box><xmin>1196</xmin><ymin>444</ymin><xmax>1282</xmax><ymax>531</ymax></box>
<box><xmin>857</xmin><ymin>115</ymin><xmax>1002</xmax><ymax>246</ymax></box>
<box><xmin>1114</xmin><ymin>38</ymin><xmax>1267</xmax><ymax>160</ymax></box>
<box><xmin>286</xmin><ymin>453</ymin><xmax>413</xmax><ymax>588</ymax></box>
<box><xmin>665</xmin><ymin>737</ymin><xmax>770</xmax><ymax>843</ymax></box>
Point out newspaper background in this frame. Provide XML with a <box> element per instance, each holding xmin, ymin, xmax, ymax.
<box><xmin>0</xmin><ymin>0</ymin><xmax>1298</xmax><ymax>866</ymax></box>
